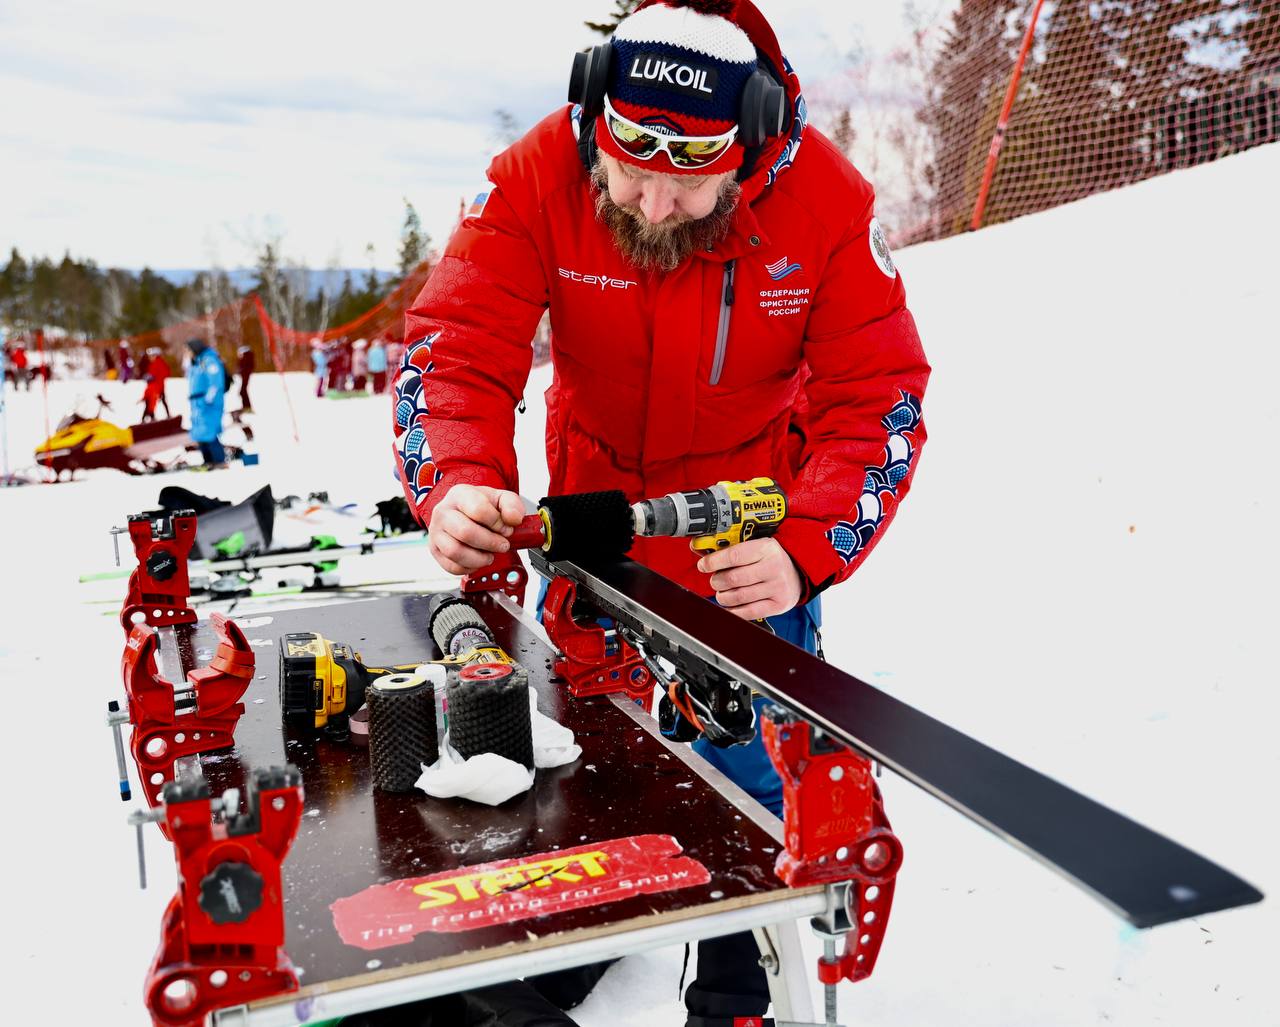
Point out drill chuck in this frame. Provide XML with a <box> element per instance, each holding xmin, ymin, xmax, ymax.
<box><xmin>632</xmin><ymin>486</ymin><xmax>734</xmax><ymax>539</ymax></box>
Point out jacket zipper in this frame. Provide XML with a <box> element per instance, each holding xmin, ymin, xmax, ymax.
<box><xmin>709</xmin><ymin>259</ymin><xmax>736</xmax><ymax>386</ymax></box>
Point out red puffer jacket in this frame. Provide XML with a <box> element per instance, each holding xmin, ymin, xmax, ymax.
<box><xmin>394</xmin><ymin>6</ymin><xmax>930</xmax><ymax>599</ymax></box>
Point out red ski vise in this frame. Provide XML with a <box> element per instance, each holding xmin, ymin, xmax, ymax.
<box><xmin>761</xmin><ymin>707</ymin><xmax>903</xmax><ymax>988</ymax></box>
<box><xmin>120</xmin><ymin>509</ymin><xmax>198</xmax><ymax>635</ymax></box>
<box><xmin>541</xmin><ymin>575</ymin><xmax>655</xmax><ymax>704</ymax></box>
<box><xmin>462</xmin><ymin>548</ymin><xmax>529</xmax><ymax>606</ymax></box>
<box><xmin>130</xmin><ymin>766</ymin><xmax>304</xmax><ymax>1027</ymax></box>
<box><xmin>116</xmin><ymin>612</ymin><xmax>254</xmax><ymax>817</ymax></box>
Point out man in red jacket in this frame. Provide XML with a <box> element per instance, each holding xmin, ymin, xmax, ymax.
<box><xmin>392</xmin><ymin>2</ymin><xmax>929</xmax><ymax>1023</ymax></box>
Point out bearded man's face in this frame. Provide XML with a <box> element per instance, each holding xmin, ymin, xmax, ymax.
<box><xmin>592</xmin><ymin>153</ymin><xmax>742</xmax><ymax>273</ymax></box>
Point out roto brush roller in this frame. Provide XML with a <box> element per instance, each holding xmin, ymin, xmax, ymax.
<box><xmin>367</xmin><ymin>673</ymin><xmax>438</xmax><ymax>792</ymax></box>
<box><xmin>507</xmin><ymin>490</ymin><xmax>635</xmax><ymax>563</ymax></box>
<box><xmin>447</xmin><ymin>662</ymin><xmax>534</xmax><ymax>769</ymax></box>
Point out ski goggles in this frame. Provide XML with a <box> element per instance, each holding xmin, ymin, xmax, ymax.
<box><xmin>603</xmin><ymin>96</ymin><xmax>738</xmax><ymax>170</ymax></box>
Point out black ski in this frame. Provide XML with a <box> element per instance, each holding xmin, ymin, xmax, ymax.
<box><xmin>530</xmin><ymin>552</ymin><xmax>1262</xmax><ymax>928</ymax></box>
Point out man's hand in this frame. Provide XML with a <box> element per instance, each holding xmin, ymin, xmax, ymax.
<box><xmin>697</xmin><ymin>537</ymin><xmax>803</xmax><ymax>621</ymax></box>
<box><xmin>428</xmin><ymin>484</ymin><xmax>526</xmax><ymax>575</ymax></box>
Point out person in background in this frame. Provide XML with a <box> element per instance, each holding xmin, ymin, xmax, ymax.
<box><xmin>144</xmin><ymin>347</ymin><xmax>172</xmax><ymax>417</ymax></box>
<box><xmin>185</xmin><ymin>337</ymin><xmax>227</xmax><ymax>467</ymax></box>
<box><xmin>327</xmin><ymin>338</ymin><xmax>351</xmax><ymax>393</ymax></box>
<box><xmin>140</xmin><ymin>364</ymin><xmax>163</xmax><ymax>422</ymax></box>
<box><xmin>384</xmin><ymin>334</ymin><xmax>404</xmax><ymax>388</ymax></box>
<box><xmin>367</xmin><ymin>335</ymin><xmax>389</xmax><ymax>393</ymax></box>
<box><xmin>10</xmin><ymin>342</ymin><xmax>29</xmax><ymax>390</ymax></box>
<box><xmin>237</xmin><ymin>344</ymin><xmax>256</xmax><ymax>412</ymax></box>
<box><xmin>311</xmin><ymin>338</ymin><xmax>327</xmax><ymax>398</ymax></box>
<box><xmin>102</xmin><ymin>346</ymin><xmax>117</xmax><ymax>380</ymax></box>
<box><xmin>117</xmin><ymin>343</ymin><xmax>134</xmax><ymax>383</ymax></box>
<box><xmin>351</xmin><ymin>339</ymin><xmax>369</xmax><ymax>392</ymax></box>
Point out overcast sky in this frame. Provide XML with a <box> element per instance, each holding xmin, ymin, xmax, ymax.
<box><xmin>1</xmin><ymin>1</ymin><xmax>938</xmax><ymax>271</ymax></box>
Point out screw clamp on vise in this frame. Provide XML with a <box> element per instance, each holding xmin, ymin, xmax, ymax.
<box><xmin>762</xmin><ymin>706</ymin><xmax>902</xmax><ymax>1019</ymax></box>
<box><xmin>132</xmin><ymin>766</ymin><xmax>303</xmax><ymax>1027</ymax></box>
<box><xmin>120</xmin><ymin>509</ymin><xmax>198</xmax><ymax>634</ymax></box>
<box><xmin>115</xmin><ymin>612</ymin><xmax>255</xmax><ymax>818</ymax></box>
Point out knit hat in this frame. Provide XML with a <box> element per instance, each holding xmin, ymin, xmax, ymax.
<box><xmin>597</xmin><ymin>0</ymin><xmax>757</xmax><ymax>175</ymax></box>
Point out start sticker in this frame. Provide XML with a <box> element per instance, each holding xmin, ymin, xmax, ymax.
<box><xmin>330</xmin><ymin>834</ymin><xmax>710</xmax><ymax>950</ymax></box>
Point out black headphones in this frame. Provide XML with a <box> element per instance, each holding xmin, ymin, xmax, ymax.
<box><xmin>568</xmin><ymin>42</ymin><xmax>787</xmax><ymax>149</ymax></box>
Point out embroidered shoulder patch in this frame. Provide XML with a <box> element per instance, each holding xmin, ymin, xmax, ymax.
<box><xmin>869</xmin><ymin>217</ymin><xmax>896</xmax><ymax>279</ymax></box>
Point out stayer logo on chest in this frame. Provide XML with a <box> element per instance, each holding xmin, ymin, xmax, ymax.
<box><xmin>558</xmin><ymin>267</ymin><xmax>638</xmax><ymax>291</ymax></box>
<box><xmin>626</xmin><ymin>52</ymin><xmax>719</xmax><ymax>99</ymax></box>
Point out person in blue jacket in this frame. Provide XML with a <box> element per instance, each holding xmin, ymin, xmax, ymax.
<box><xmin>185</xmin><ymin>337</ymin><xmax>227</xmax><ymax>467</ymax></box>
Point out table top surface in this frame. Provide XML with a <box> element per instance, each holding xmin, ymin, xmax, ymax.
<box><xmin>166</xmin><ymin>591</ymin><xmax>807</xmax><ymax>1006</ymax></box>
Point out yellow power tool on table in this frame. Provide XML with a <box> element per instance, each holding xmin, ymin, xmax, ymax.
<box><xmin>279</xmin><ymin>596</ymin><xmax>516</xmax><ymax>737</ymax></box>
<box><xmin>278</xmin><ymin>634</ymin><xmax>421</xmax><ymax>736</ymax></box>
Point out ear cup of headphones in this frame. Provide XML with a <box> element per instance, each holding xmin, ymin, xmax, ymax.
<box><xmin>568</xmin><ymin>44</ymin><xmax>613</xmax><ymax>122</ymax></box>
<box><xmin>738</xmin><ymin>69</ymin><xmax>788</xmax><ymax>148</ymax></box>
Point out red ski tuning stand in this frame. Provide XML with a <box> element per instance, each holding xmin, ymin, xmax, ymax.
<box><xmin>461</xmin><ymin>549</ymin><xmax>529</xmax><ymax>606</ymax></box>
<box><xmin>761</xmin><ymin>706</ymin><xmax>903</xmax><ymax>1003</ymax></box>
<box><xmin>112</xmin><ymin>612</ymin><xmax>255</xmax><ymax>816</ymax></box>
<box><xmin>120</xmin><ymin>509</ymin><xmax>198</xmax><ymax>635</ymax></box>
<box><xmin>129</xmin><ymin>766</ymin><xmax>304</xmax><ymax>1027</ymax></box>
<box><xmin>540</xmin><ymin>575</ymin><xmax>656</xmax><ymax>704</ymax></box>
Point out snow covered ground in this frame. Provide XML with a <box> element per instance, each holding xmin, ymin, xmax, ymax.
<box><xmin>3</xmin><ymin>141</ymin><xmax>1277</xmax><ymax>1026</ymax></box>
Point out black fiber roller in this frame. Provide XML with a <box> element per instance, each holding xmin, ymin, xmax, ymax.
<box><xmin>539</xmin><ymin>489</ymin><xmax>634</xmax><ymax>562</ymax></box>
<box><xmin>368</xmin><ymin>674</ymin><xmax>439</xmax><ymax>792</ymax></box>
<box><xmin>447</xmin><ymin>662</ymin><xmax>534</xmax><ymax>769</ymax></box>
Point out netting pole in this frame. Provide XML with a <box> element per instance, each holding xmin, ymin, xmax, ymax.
<box><xmin>971</xmin><ymin>0</ymin><xmax>1047</xmax><ymax>231</ymax></box>
<box><xmin>253</xmin><ymin>294</ymin><xmax>301</xmax><ymax>443</ymax></box>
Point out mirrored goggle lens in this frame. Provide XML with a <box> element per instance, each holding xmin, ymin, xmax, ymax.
<box><xmin>667</xmin><ymin>136</ymin><xmax>733</xmax><ymax>168</ymax></box>
<box><xmin>607</xmin><ymin>114</ymin><xmax>662</xmax><ymax>157</ymax></box>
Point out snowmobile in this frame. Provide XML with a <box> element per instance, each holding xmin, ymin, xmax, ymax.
<box><xmin>33</xmin><ymin>395</ymin><xmax>254</xmax><ymax>479</ymax></box>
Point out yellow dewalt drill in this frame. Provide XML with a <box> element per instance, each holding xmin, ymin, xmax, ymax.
<box><xmin>514</xmin><ymin>477</ymin><xmax>788</xmax><ymax>560</ymax></box>
<box><xmin>630</xmin><ymin>477</ymin><xmax>787</xmax><ymax>552</ymax></box>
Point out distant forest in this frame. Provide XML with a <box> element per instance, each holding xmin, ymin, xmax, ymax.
<box><xmin>1</xmin><ymin>201</ymin><xmax>431</xmax><ymax>342</ymax></box>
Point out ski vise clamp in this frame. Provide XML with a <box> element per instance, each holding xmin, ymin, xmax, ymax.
<box><xmin>118</xmin><ymin>612</ymin><xmax>254</xmax><ymax>817</ymax></box>
<box><xmin>541</xmin><ymin>575</ymin><xmax>655</xmax><ymax>703</ymax></box>
<box><xmin>761</xmin><ymin>707</ymin><xmax>902</xmax><ymax>989</ymax></box>
<box><xmin>135</xmin><ymin>766</ymin><xmax>303</xmax><ymax>1027</ymax></box>
<box><xmin>121</xmin><ymin>509</ymin><xmax>198</xmax><ymax>634</ymax></box>
<box><xmin>462</xmin><ymin>549</ymin><xmax>528</xmax><ymax>606</ymax></box>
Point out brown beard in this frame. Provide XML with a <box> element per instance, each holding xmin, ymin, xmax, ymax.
<box><xmin>591</xmin><ymin>155</ymin><xmax>741</xmax><ymax>273</ymax></box>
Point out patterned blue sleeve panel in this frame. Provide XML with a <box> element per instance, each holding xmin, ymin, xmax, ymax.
<box><xmin>825</xmin><ymin>390</ymin><xmax>923</xmax><ymax>568</ymax></box>
<box><xmin>392</xmin><ymin>331</ymin><xmax>442</xmax><ymax>507</ymax></box>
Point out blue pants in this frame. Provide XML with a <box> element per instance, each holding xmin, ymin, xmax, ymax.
<box><xmin>691</xmin><ymin>599</ymin><xmax>821</xmax><ymax>817</ymax></box>
<box><xmin>198</xmin><ymin>438</ymin><xmax>226</xmax><ymax>465</ymax></box>
<box><xmin>535</xmin><ymin>578</ymin><xmax>821</xmax><ymax>818</ymax></box>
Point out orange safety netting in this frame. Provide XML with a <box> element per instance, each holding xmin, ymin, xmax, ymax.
<box><xmin>70</xmin><ymin>261</ymin><xmax>435</xmax><ymax>374</ymax></box>
<box><xmin>897</xmin><ymin>0</ymin><xmax>1280</xmax><ymax>245</ymax></box>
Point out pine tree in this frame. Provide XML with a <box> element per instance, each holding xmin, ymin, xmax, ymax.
<box><xmin>586</xmin><ymin>0</ymin><xmax>641</xmax><ymax>37</ymax></box>
<box><xmin>363</xmin><ymin>243</ymin><xmax>380</xmax><ymax>300</ymax></box>
<box><xmin>830</xmin><ymin>110</ymin><xmax>856</xmax><ymax>156</ymax></box>
<box><xmin>398</xmin><ymin>200</ymin><xmax>428</xmax><ymax>277</ymax></box>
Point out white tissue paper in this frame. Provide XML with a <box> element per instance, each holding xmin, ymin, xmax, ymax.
<box><xmin>416</xmin><ymin>686</ymin><xmax>581</xmax><ymax>805</ymax></box>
